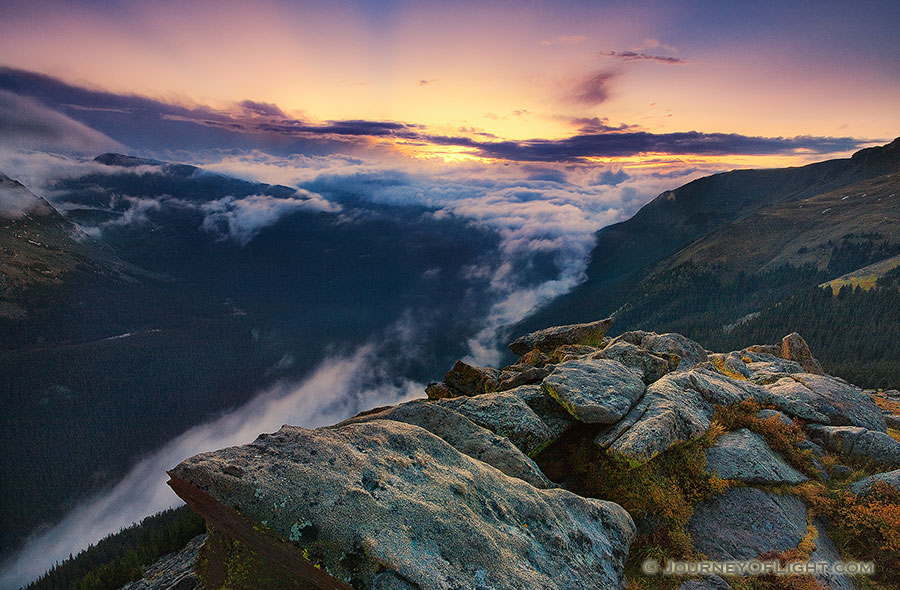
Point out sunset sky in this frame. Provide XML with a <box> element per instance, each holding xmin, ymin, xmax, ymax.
<box><xmin>1</xmin><ymin>0</ymin><xmax>898</xmax><ymax>172</ymax></box>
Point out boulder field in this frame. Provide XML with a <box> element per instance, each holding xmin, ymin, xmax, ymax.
<box><xmin>163</xmin><ymin>319</ymin><xmax>900</xmax><ymax>589</ymax></box>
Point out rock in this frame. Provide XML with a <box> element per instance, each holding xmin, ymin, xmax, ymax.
<box><xmin>595</xmin><ymin>373</ymin><xmax>714</xmax><ymax>462</ymax></box>
<box><xmin>809</xmin><ymin>519</ymin><xmax>857</xmax><ymax>590</ymax></box>
<box><xmin>806</xmin><ymin>425</ymin><xmax>900</xmax><ymax>466</ymax></box>
<box><xmin>780</xmin><ymin>332</ymin><xmax>824</xmax><ymax>375</ymax></box>
<box><xmin>513</xmin><ymin>349</ymin><xmax>551</xmax><ymax>369</ymax></box>
<box><xmin>541</xmin><ymin>359</ymin><xmax>645</xmax><ymax>424</ymax></box>
<box><xmin>339</xmin><ymin>400</ymin><xmax>551</xmax><ymax>488</ymax></box>
<box><xmin>704</xmin><ymin>429</ymin><xmax>807</xmax><ymax>484</ymax></box>
<box><xmin>849</xmin><ymin>468</ymin><xmax>900</xmax><ymax>496</ymax></box>
<box><xmin>505</xmin><ymin>384</ymin><xmax>576</xmax><ymax>441</ymax></box>
<box><xmin>443</xmin><ymin>361</ymin><xmax>501</xmax><ymax>396</ymax></box>
<box><xmin>884</xmin><ymin>389</ymin><xmax>900</xmax><ymax>400</ymax></box>
<box><xmin>508</xmin><ymin>317</ymin><xmax>614</xmax><ymax>355</ymax></box>
<box><xmin>497</xmin><ymin>366</ymin><xmax>552</xmax><ymax>392</ymax></box>
<box><xmin>424</xmin><ymin>382</ymin><xmax>455</xmax><ymax>400</ymax></box>
<box><xmin>710</xmin><ymin>352</ymin><xmax>751</xmax><ymax>379</ymax></box>
<box><xmin>688</xmin><ymin>487</ymin><xmax>808</xmax><ymax>560</ymax></box>
<box><xmin>756</xmin><ymin>409</ymin><xmax>794</xmax><ymax>426</ymax></box>
<box><xmin>550</xmin><ymin>344</ymin><xmax>599</xmax><ymax>363</ymax></box>
<box><xmin>745</xmin><ymin>344</ymin><xmax>781</xmax><ymax>356</ymax></box>
<box><xmin>437</xmin><ymin>392</ymin><xmax>554</xmax><ymax>456</ymax></box>
<box><xmin>611</xmin><ymin>331</ymin><xmax>706</xmax><ymax>369</ymax></box>
<box><xmin>121</xmin><ymin>534</ymin><xmax>206</xmax><ymax>590</ymax></box>
<box><xmin>600</xmin><ymin>340</ymin><xmax>674</xmax><ymax>384</ymax></box>
<box><xmin>763</xmin><ymin>374</ymin><xmax>886</xmax><ymax>431</ymax></box>
<box><xmin>679</xmin><ymin>576</ymin><xmax>732</xmax><ymax>590</ymax></box>
<box><xmin>883</xmin><ymin>413</ymin><xmax>900</xmax><ymax>430</ymax></box>
<box><xmin>595</xmin><ymin>369</ymin><xmax>766</xmax><ymax>462</ymax></box>
<box><xmin>169</xmin><ymin>420</ymin><xmax>636</xmax><ymax>590</ymax></box>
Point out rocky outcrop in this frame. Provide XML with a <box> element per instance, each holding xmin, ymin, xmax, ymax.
<box><xmin>164</xmin><ymin>321</ymin><xmax>892</xmax><ymax>589</ymax></box>
<box><xmin>508</xmin><ymin>317</ymin><xmax>614</xmax><ymax>355</ymax></box>
<box><xmin>541</xmin><ymin>358</ymin><xmax>645</xmax><ymax>424</ymax></box>
<box><xmin>169</xmin><ymin>420</ymin><xmax>636</xmax><ymax>590</ymax></box>
<box><xmin>704</xmin><ymin>428</ymin><xmax>807</xmax><ymax>485</ymax></box>
<box><xmin>688</xmin><ymin>487</ymin><xmax>808</xmax><ymax>560</ymax></box>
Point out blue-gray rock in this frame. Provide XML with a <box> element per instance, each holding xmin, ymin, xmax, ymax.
<box><xmin>848</xmin><ymin>468</ymin><xmax>900</xmax><ymax>496</ymax></box>
<box><xmin>688</xmin><ymin>487</ymin><xmax>808</xmax><ymax>560</ymax></box>
<box><xmin>505</xmin><ymin>384</ymin><xmax>576</xmax><ymax>442</ymax></box>
<box><xmin>763</xmin><ymin>375</ymin><xmax>886</xmax><ymax>431</ymax></box>
<box><xmin>509</xmin><ymin>318</ymin><xmax>614</xmax><ymax>355</ymax></box>
<box><xmin>810</xmin><ymin>519</ymin><xmax>857</xmax><ymax>590</ymax></box>
<box><xmin>610</xmin><ymin>331</ymin><xmax>707</xmax><ymax>369</ymax></box>
<box><xmin>832</xmin><ymin>464</ymin><xmax>853</xmax><ymax>478</ymax></box>
<box><xmin>806</xmin><ymin>425</ymin><xmax>900</xmax><ymax>467</ymax></box>
<box><xmin>541</xmin><ymin>358</ymin><xmax>645</xmax><ymax>424</ymax></box>
<box><xmin>599</xmin><ymin>340</ymin><xmax>676</xmax><ymax>384</ymax></box>
<box><xmin>595</xmin><ymin>369</ymin><xmax>764</xmax><ymax>462</ymax></box>
<box><xmin>169</xmin><ymin>420</ymin><xmax>636</xmax><ymax>590</ymax></box>
<box><xmin>437</xmin><ymin>391</ymin><xmax>553</xmax><ymax>456</ymax></box>
<box><xmin>339</xmin><ymin>400</ymin><xmax>551</xmax><ymax>488</ymax></box>
<box><xmin>756</xmin><ymin>409</ymin><xmax>794</xmax><ymax>426</ymax></box>
<box><xmin>705</xmin><ymin>429</ymin><xmax>807</xmax><ymax>484</ymax></box>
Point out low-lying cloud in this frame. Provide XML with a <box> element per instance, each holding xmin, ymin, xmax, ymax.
<box><xmin>199</xmin><ymin>193</ymin><xmax>339</xmax><ymax>245</ymax></box>
<box><xmin>0</xmin><ymin>342</ymin><xmax>423</xmax><ymax>590</ymax></box>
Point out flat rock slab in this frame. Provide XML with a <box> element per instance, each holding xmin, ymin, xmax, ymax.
<box><xmin>542</xmin><ymin>358</ymin><xmax>645</xmax><ymax>424</ymax></box>
<box><xmin>340</xmin><ymin>400</ymin><xmax>551</xmax><ymax>488</ymax></box>
<box><xmin>509</xmin><ymin>317</ymin><xmax>613</xmax><ymax>355</ymax></box>
<box><xmin>688</xmin><ymin>487</ymin><xmax>808</xmax><ymax>560</ymax></box>
<box><xmin>765</xmin><ymin>375</ymin><xmax>886</xmax><ymax>431</ymax></box>
<box><xmin>849</xmin><ymin>468</ymin><xmax>900</xmax><ymax>496</ymax></box>
<box><xmin>705</xmin><ymin>429</ymin><xmax>807</xmax><ymax>485</ymax></box>
<box><xmin>169</xmin><ymin>420</ymin><xmax>636</xmax><ymax>590</ymax></box>
<box><xmin>807</xmin><ymin>425</ymin><xmax>900</xmax><ymax>467</ymax></box>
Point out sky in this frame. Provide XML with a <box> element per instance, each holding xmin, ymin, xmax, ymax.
<box><xmin>0</xmin><ymin>0</ymin><xmax>897</xmax><ymax>172</ymax></box>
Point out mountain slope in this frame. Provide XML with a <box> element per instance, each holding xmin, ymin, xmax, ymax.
<box><xmin>521</xmin><ymin>137</ymin><xmax>900</xmax><ymax>331</ymax></box>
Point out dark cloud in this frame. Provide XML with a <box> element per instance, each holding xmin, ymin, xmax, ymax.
<box><xmin>600</xmin><ymin>51</ymin><xmax>688</xmax><ymax>64</ymax></box>
<box><xmin>0</xmin><ymin>67</ymin><xmax>872</xmax><ymax>165</ymax></box>
<box><xmin>569</xmin><ymin>117</ymin><xmax>640</xmax><ymax>133</ymax></box>
<box><xmin>571</xmin><ymin>71</ymin><xmax>618</xmax><ymax>105</ymax></box>
<box><xmin>428</xmin><ymin>131</ymin><xmax>867</xmax><ymax>162</ymax></box>
<box><xmin>239</xmin><ymin>100</ymin><xmax>285</xmax><ymax>117</ymax></box>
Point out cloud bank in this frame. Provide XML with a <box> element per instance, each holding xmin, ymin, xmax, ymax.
<box><xmin>0</xmin><ymin>342</ymin><xmax>423</xmax><ymax>590</ymax></box>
